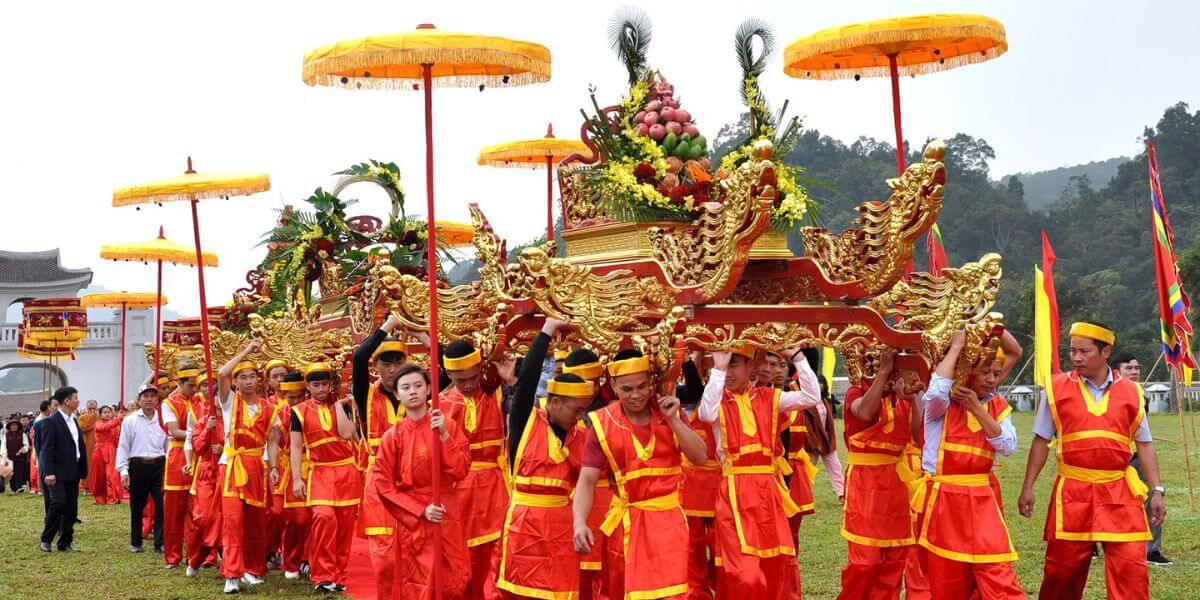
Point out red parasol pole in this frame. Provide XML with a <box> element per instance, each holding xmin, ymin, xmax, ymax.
<box><xmin>421</xmin><ymin>61</ymin><xmax>445</xmax><ymax>600</ymax></box>
<box><xmin>154</xmin><ymin>259</ymin><xmax>164</xmax><ymax>385</ymax></box>
<box><xmin>119</xmin><ymin>302</ymin><xmax>128</xmax><ymax>411</ymax></box>
<box><xmin>545</xmin><ymin>154</ymin><xmax>554</xmax><ymax>242</ymax></box>
<box><xmin>888</xmin><ymin>53</ymin><xmax>906</xmax><ymax>176</ymax></box>
<box><xmin>187</xmin><ymin>184</ymin><xmax>217</xmax><ymax>405</ymax></box>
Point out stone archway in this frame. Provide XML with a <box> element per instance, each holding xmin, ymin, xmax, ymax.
<box><xmin>0</xmin><ymin>362</ymin><xmax>68</xmax><ymax>415</ymax></box>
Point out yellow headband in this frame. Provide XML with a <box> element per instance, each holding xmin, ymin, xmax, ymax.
<box><xmin>554</xmin><ymin>349</ymin><xmax>569</xmax><ymax>361</ymax></box>
<box><xmin>232</xmin><ymin>361</ymin><xmax>259</xmax><ymax>377</ymax></box>
<box><xmin>372</xmin><ymin>340</ymin><xmax>408</xmax><ymax>361</ymax></box>
<box><xmin>607</xmin><ymin>356</ymin><xmax>650</xmax><ymax>377</ymax></box>
<box><xmin>444</xmin><ymin>348</ymin><xmax>481</xmax><ymax>371</ymax></box>
<box><xmin>263</xmin><ymin>359</ymin><xmax>290</xmax><ymax>375</ymax></box>
<box><xmin>175</xmin><ymin>368</ymin><xmax>200</xmax><ymax>381</ymax></box>
<box><xmin>731</xmin><ymin>343</ymin><xmax>758</xmax><ymax>362</ymax></box>
<box><xmin>303</xmin><ymin>363</ymin><xmax>333</xmax><ymax>380</ymax></box>
<box><xmin>547</xmin><ymin>379</ymin><xmax>595</xmax><ymax>398</ymax></box>
<box><xmin>1069</xmin><ymin>322</ymin><xmax>1115</xmax><ymax>346</ymax></box>
<box><xmin>278</xmin><ymin>381</ymin><xmax>307</xmax><ymax>393</ymax></box>
<box><xmin>156</xmin><ymin>376</ymin><xmax>169</xmax><ymax>386</ymax></box>
<box><xmin>994</xmin><ymin>347</ymin><xmax>1006</xmax><ymax>363</ymax></box>
<box><xmin>563</xmin><ymin>361</ymin><xmax>603</xmax><ymax>381</ymax></box>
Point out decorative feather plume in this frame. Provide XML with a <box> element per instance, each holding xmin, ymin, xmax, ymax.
<box><xmin>608</xmin><ymin>7</ymin><xmax>652</xmax><ymax>86</ymax></box>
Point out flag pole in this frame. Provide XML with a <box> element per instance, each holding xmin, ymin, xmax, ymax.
<box><xmin>1171</xmin><ymin>370</ymin><xmax>1196</xmax><ymax>511</ymax></box>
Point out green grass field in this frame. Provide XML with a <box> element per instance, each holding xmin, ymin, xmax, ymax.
<box><xmin>0</xmin><ymin>413</ymin><xmax>1196</xmax><ymax>598</ymax></box>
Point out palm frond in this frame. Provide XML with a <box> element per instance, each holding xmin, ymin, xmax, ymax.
<box><xmin>734</xmin><ymin>19</ymin><xmax>775</xmax><ymax>85</ymax></box>
<box><xmin>608</xmin><ymin>7</ymin><xmax>653</xmax><ymax>86</ymax></box>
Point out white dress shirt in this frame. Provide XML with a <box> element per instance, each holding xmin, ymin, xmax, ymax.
<box><xmin>59</xmin><ymin>409</ymin><xmax>81</xmax><ymax>461</ymax></box>
<box><xmin>116</xmin><ymin>409</ymin><xmax>170</xmax><ymax>475</ymax></box>
<box><xmin>699</xmin><ymin>356</ymin><xmax>822</xmax><ymax>461</ymax></box>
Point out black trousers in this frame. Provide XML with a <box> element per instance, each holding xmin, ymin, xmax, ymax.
<box><xmin>128</xmin><ymin>459</ymin><xmax>165</xmax><ymax>549</ymax></box>
<box><xmin>40</xmin><ymin>477</ymin><xmax>79</xmax><ymax>549</ymax></box>
<box><xmin>10</xmin><ymin>456</ymin><xmax>29</xmax><ymax>491</ymax></box>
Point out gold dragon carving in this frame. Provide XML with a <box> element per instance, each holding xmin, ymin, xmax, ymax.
<box><xmin>646</xmin><ymin>152</ymin><xmax>776</xmax><ymax>302</ymax></box>
<box><xmin>801</xmin><ymin>140</ymin><xmax>947</xmax><ymax>295</ymax></box>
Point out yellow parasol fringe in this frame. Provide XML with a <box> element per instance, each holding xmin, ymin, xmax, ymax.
<box><xmin>434</xmin><ymin>221</ymin><xmax>474</xmax><ymax>248</ymax></box>
<box><xmin>784</xmin><ymin>16</ymin><xmax>1006</xmax><ymax>81</ymax></box>
<box><xmin>303</xmin><ymin>44</ymin><xmax>550</xmax><ymax>90</ymax></box>
<box><xmin>113</xmin><ymin>173</ymin><xmax>270</xmax><ymax>207</ymax></box>
<box><xmin>80</xmin><ymin>292</ymin><xmax>168</xmax><ymax>310</ymax></box>
<box><xmin>477</xmin><ymin>138</ymin><xmax>590</xmax><ymax>170</ymax></box>
<box><xmin>100</xmin><ymin>237</ymin><xmax>219</xmax><ymax>267</ymax></box>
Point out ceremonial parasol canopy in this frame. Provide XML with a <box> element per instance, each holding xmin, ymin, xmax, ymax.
<box><xmin>302</xmin><ymin>25</ymin><xmax>550</xmax><ymax>596</ymax></box>
<box><xmin>434</xmin><ymin>220</ymin><xmax>475</xmax><ymax>248</ymax></box>
<box><xmin>113</xmin><ymin>159</ymin><xmax>266</xmax><ymax>402</ymax></box>
<box><xmin>80</xmin><ymin>291</ymin><xmax>169</xmax><ymax>310</ymax></box>
<box><xmin>100</xmin><ymin>231</ymin><xmax>219</xmax><ymax>267</ymax></box>
<box><xmin>478</xmin><ymin>124</ymin><xmax>588</xmax><ymax>240</ymax></box>
<box><xmin>783</xmin><ymin>13</ymin><xmax>1006</xmax><ymax>273</ymax></box>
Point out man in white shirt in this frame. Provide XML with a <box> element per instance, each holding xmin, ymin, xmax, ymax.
<box><xmin>117</xmin><ymin>384</ymin><xmax>169</xmax><ymax>553</ymax></box>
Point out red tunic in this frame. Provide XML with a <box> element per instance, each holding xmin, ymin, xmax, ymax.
<box><xmin>918</xmin><ymin>395</ymin><xmax>1018</xmax><ymax>562</ymax></box>
<box><xmin>783</xmin><ymin>410</ymin><xmax>818</xmax><ymax>516</ymax></box>
<box><xmin>89</xmin><ymin>417</ymin><xmax>123</xmax><ymax>504</ymax></box>
<box><xmin>370</xmin><ymin>413</ymin><xmax>472</xmax><ymax>600</ymax></box>
<box><xmin>590</xmin><ymin>403</ymin><xmax>689</xmax><ymax>599</ymax></box>
<box><xmin>162</xmin><ymin>392</ymin><xmax>193</xmax><ymax>493</ymax></box>
<box><xmin>1044</xmin><ymin>371</ymin><xmax>1150</xmax><ymax>542</ymax></box>
<box><xmin>189</xmin><ymin>395</ymin><xmax>223</xmax><ymax>546</ymax></box>
<box><xmin>714</xmin><ymin>387</ymin><xmax>798</xmax><ymax>558</ymax></box>
<box><xmin>681</xmin><ymin>409</ymin><xmax>720</xmax><ymax>518</ymax></box>
<box><xmin>841</xmin><ymin>384</ymin><xmax>916</xmax><ymax>547</ymax></box>
<box><xmin>362</xmin><ymin>382</ymin><xmax>405</xmax><ymax>536</ymax></box>
<box><xmin>497</xmin><ymin>407</ymin><xmax>584</xmax><ymax>598</ymax></box>
<box><xmin>293</xmin><ymin>400</ymin><xmax>363</xmax><ymax>507</ymax></box>
<box><xmin>220</xmin><ymin>394</ymin><xmax>279</xmax><ymax>508</ymax></box>
<box><xmin>440</xmin><ymin>385</ymin><xmax>509</xmax><ymax>548</ymax></box>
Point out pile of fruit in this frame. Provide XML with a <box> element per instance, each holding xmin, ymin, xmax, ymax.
<box><xmin>631</xmin><ymin>79</ymin><xmax>707</xmax><ymax>159</ymax></box>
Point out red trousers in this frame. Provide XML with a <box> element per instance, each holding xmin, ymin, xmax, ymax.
<box><xmin>265</xmin><ymin>491</ymin><xmax>284</xmax><ymax>557</ymax></box>
<box><xmin>579</xmin><ymin>570</ymin><xmax>608</xmax><ymax>600</ymax></box>
<box><xmin>686</xmin><ymin>516</ymin><xmax>717</xmax><ymax>600</ymax></box>
<box><xmin>281</xmin><ymin>506</ymin><xmax>310</xmax><ymax>573</ymax></box>
<box><xmin>220</xmin><ymin>497</ymin><xmax>266</xmax><ymax>579</ymax></box>
<box><xmin>467</xmin><ymin>540</ymin><xmax>501</xmax><ymax>600</ymax></box>
<box><xmin>922</xmin><ymin>549</ymin><xmax>1023</xmax><ymax>600</ymax></box>
<box><xmin>163</xmin><ymin>489</ymin><xmax>189</xmax><ymax>566</ymax></box>
<box><xmin>309</xmin><ymin>505</ymin><xmax>357</xmax><ymax>586</ymax></box>
<box><xmin>1039</xmin><ymin>539</ymin><xmax>1148</xmax><ymax>600</ymax></box>
<box><xmin>370</xmin><ymin>533</ymin><xmax>396</xmax><ymax>599</ymax></box>
<box><xmin>838</xmin><ymin>542</ymin><xmax>908</xmax><ymax>600</ymax></box>
<box><xmin>905</xmin><ymin>545</ymin><xmax>931</xmax><ymax>600</ymax></box>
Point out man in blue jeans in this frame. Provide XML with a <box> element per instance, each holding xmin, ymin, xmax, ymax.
<box><xmin>1114</xmin><ymin>353</ymin><xmax>1172</xmax><ymax>565</ymax></box>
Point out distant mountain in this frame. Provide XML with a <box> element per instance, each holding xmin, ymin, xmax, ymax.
<box><xmin>999</xmin><ymin>157</ymin><xmax>1127</xmax><ymax>210</ymax></box>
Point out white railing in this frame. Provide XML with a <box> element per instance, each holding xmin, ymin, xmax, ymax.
<box><xmin>0</xmin><ymin>322</ymin><xmax>125</xmax><ymax>348</ymax></box>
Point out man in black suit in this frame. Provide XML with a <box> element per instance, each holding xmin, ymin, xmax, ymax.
<box><xmin>38</xmin><ymin>386</ymin><xmax>87</xmax><ymax>552</ymax></box>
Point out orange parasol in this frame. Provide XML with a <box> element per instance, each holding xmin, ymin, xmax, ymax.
<box><xmin>478</xmin><ymin>124</ymin><xmax>588</xmax><ymax>240</ymax></box>
<box><xmin>82</xmin><ymin>291</ymin><xmax>169</xmax><ymax>408</ymax></box>
<box><xmin>302</xmin><ymin>24</ymin><xmax>550</xmax><ymax>595</ymax></box>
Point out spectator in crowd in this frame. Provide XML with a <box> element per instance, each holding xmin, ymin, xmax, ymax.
<box><xmin>6</xmin><ymin>418</ymin><xmax>31</xmax><ymax>492</ymax></box>
<box><xmin>32</xmin><ymin>398</ymin><xmax>60</xmax><ymax>497</ymax></box>
<box><xmin>1113</xmin><ymin>352</ymin><xmax>1172</xmax><ymax>566</ymax></box>
<box><xmin>116</xmin><ymin>383</ymin><xmax>168</xmax><ymax>553</ymax></box>
<box><xmin>78</xmin><ymin>400</ymin><xmax>99</xmax><ymax>494</ymax></box>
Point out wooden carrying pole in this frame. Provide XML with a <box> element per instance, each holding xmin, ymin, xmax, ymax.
<box><xmin>1172</xmin><ymin>371</ymin><xmax>1196</xmax><ymax>511</ymax></box>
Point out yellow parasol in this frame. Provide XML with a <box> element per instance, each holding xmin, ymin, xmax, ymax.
<box><xmin>434</xmin><ymin>220</ymin><xmax>475</xmax><ymax>248</ymax></box>
<box><xmin>784</xmin><ymin>14</ymin><xmax>1006</xmax><ymax>174</ymax></box>
<box><xmin>82</xmin><ymin>291</ymin><xmax>169</xmax><ymax>409</ymax></box>
<box><xmin>478</xmin><ymin>124</ymin><xmax>588</xmax><ymax>240</ymax></box>
<box><xmin>302</xmin><ymin>24</ymin><xmax>550</xmax><ymax>594</ymax></box>
<box><xmin>783</xmin><ymin>14</ymin><xmax>1006</xmax><ymax>273</ymax></box>
<box><xmin>111</xmin><ymin>155</ymin><xmax>259</xmax><ymax>404</ymax></box>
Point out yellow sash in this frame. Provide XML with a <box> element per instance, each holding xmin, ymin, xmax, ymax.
<box><xmin>512</xmin><ymin>490</ymin><xmax>569</xmax><ymax>508</ymax></box>
<box><xmin>1057</xmin><ymin>462</ymin><xmax>1148</xmax><ymax>500</ymax></box>
<box><xmin>599</xmin><ymin>491</ymin><xmax>680</xmax><ymax>536</ymax></box>
<box><xmin>223</xmin><ymin>446</ymin><xmax>264</xmax><ymax>488</ymax></box>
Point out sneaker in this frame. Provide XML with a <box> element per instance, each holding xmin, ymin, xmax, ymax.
<box><xmin>334</xmin><ymin>584</ymin><xmax>346</xmax><ymax>592</ymax></box>
<box><xmin>1148</xmin><ymin>551</ymin><xmax>1174</xmax><ymax>565</ymax></box>
<box><xmin>314</xmin><ymin>581</ymin><xmax>338</xmax><ymax>593</ymax></box>
<box><xmin>186</xmin><ymin>567</ymin><xmax>199</xmax><ymax>577</ymax></box>
<box><xmin>165</xmin><ymin>562</ymin><xmax>179</xmax><ymax>569</ymax></box>
<box><xmin>300</xmin><ymin>562</ymin><xmax>310</xmax><ymax>576</ymax></box>
<box><xmin>241</xmin><ymin>573</ymin><xmax>264</xmax><ymax>586</ymax></box>
<box><xmin>129</xmin><ymin>545</ymin><xmax>144</xmax><ymax>553</ymax></box>
<box><xmin>223</xmin><ymin>578</ymin><xmax>240</xmax><ymax>594</ymax></box>
<box><xmin>284</xmin><ymin>571</ymin><xmax>300</xmax><ymax>580</ymax></box>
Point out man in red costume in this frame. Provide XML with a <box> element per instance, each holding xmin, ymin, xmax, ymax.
<box><xmin>573</xmin><ymin>349</ymin><xmax>707</xmax><ymax>600</ymax></box>
<box><xmin>289</xmin><ymin>362</ymin><xmax>362</xmax><ymax>593</ymax></box>
<box><xmin>370</xmin><ymin>363</ymin><xmax>472</xmax><ymax>599</ymax></box>
<box><xmin>161</xmin><ymin>365</ymin><xmax>200</xmax><ymax>569</ymax></box>
<box><xmin>183</xmin><ymin>371</ymin><xmax>222</xmax><ymax>575</ymax></box>
<box><xmin>440</xmin><ymin>338</ymin><xmax>515</xmax><ymax>600</ymax></box>
<box><xmin>700</xmin><ymin>345</ymin><xmax>822</xmax><ymax>599</ymax></box>
<box><xmin>261</xmin><ymin>358</ymin><xmax>291</xmax><ymax>570</ymax></box>
<box><xmin>916</xmin><ymin>329</ymin><xmax>1024</xmax><ymax>599</ymax></box>
<box><xmin>837</xmin><ymin>347</ymin><xmax>921</xmax><ymax>600</ymax></box>
<box><xmin>274</xmin><ymin>371</ymin><xmax>311</xmax><ymax>579</ymax></box>
<box><xmin>1020</xmin><ymin>321</ymin><xmax>1167</xmax><ymax>600</ymax></box>
<box><xmin>215</xmin><ymin>341</ymin><xmax>283</xmax><ymax>595</ymax></box>
<box><xmin>496</xmin><ymin>317</ymin><xmax>595</xmax><ymax>598</ymax></box>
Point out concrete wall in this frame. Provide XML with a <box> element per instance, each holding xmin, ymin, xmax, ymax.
<box><xmin>0</xmin><ymin>309</ymin><xmax>154</xmax><ymax>414</ymax></box>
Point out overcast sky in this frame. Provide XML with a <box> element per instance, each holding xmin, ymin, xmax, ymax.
<box><xmin>3</xmin><ymin>0</ymin><xmax>1197</xmax><ymax>316</ymax></box>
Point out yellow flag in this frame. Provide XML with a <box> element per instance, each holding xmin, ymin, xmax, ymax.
<box><xmin>1034</xmin><ymin>266</ymin><xmax>1056</xmax><ymax>396</ymax></box>
<box><xmin>822</xmin><ymin>346</ymin><xmax>836</xmax><ymax>384</ymax></box>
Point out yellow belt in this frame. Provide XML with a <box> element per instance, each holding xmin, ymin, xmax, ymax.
<box><xmin>1058</xmin><ymin>462</ymin><xmax>1148</xmax><ymax>500</ymax></box>
<box><xmin>223</xmin><ymin>446</ymin><xmax>264</xmax><ymax>488</ymax></box>
<box><xmin>910</xmin><ymin>473</ymin><xmax>994</xmax><ymax>512</ymax></box>
<box><xmin>846</xmin><ymin>452</ymin><xmax>901</xmax><ymax>467</ymax></box>
<box><xmin>599</xmin><ymin>491</ymin><xmax>680</xmax><ymax>536</ymax></box>
<box><xmin>310</xmin><ymin>456</ymin><xmax>357</xmax><ymax>468</ymax></box>
<box><xmin>512</xmin><ymin>490</ymin><xmax>569</xmax><ymax>508</ymax></box>
<box><xmin>169</xmin><ymin>439</ymin><xmax>185</xmax><ymax>449</ymax></box>
<box><xmin>786</xmin><ymin>451</ymin><xmax>820</xmax><ymax>483</ymax></box>
<box><xmin>725</xmin><ymin>463</ymin><xmax>802</xmax><ymax>518</ymax></box>
<box><xmin>471</xmin><ymin>460</ymin><xmax>503</xmax><ymax>471</ymax></box>
<box><xmin>847</xmin><ymin>452</ymin><xmax>929</xmax><ymax>512</ymax></box>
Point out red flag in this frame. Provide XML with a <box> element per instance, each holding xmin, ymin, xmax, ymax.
<box><xmin>1147</xmin><ymin>140</ymin><xmax>1196</xmax><ymax>373</ymax></box>
<box><xmin>1041</xmin><ymin>230</ymin><xmax>1061</xmax><ymax>373</ymax></box>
